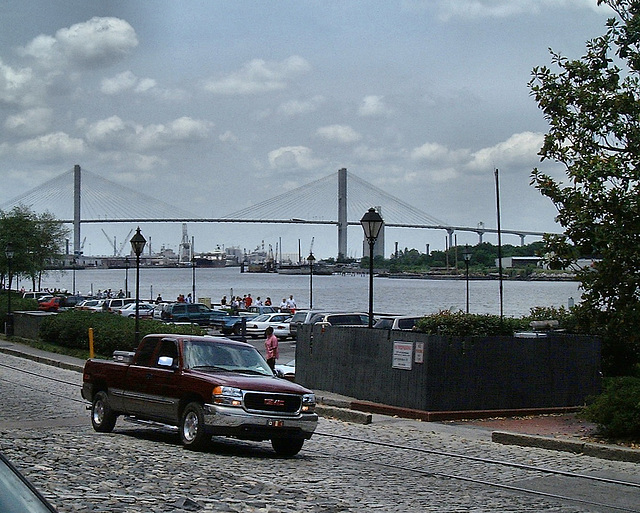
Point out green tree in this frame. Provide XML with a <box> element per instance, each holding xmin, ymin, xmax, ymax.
<box><xmin>529</xmin><ymin>0</ymin><xmax>640</xmax><ymax>374</ymax></box>
<box><xmin>0</xmin><ymin>205</ymin><xmax>69</xmax><ymax>290</ymax></box>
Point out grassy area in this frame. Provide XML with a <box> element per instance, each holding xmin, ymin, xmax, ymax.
<box><xmin>6</xmin><ymin>336</ymin><xmax>108</xmax><ymax>360</ymax></box>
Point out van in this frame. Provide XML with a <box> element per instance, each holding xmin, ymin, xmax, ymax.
<box><xmin>103</xmin><ymin>298</ymin><xmax>135</xmax><ymax>313</ymax></box>
<box><xmin>22</xmin><ymin>291</ymin><xmax>50</xmax><ymax>300</ymax></box>
<box><xmin>309</xmin><ymin>312</ymin><xmax>369</xmax><ymax>327</ymax></box>
<box><xmin>288</xmin><ymin>310</ymin><xmax>333</xmax><ymax>339</ymax></box>
<box><xmin>373</xmin><ymin>316</ymin><xmax>421</xmax><ymax>330</ymax></box>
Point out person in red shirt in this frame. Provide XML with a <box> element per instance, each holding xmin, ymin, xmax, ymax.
<box><xmin>245</xmin><ymin>294</ymin><xmax>253</xmax><ymax>308</ymax></box>
<box><xmin>264</xmin><ymin>326</ymin><xmax>279</xmax><ymax>371</ymax></box>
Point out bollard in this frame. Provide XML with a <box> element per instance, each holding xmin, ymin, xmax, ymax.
<box><xmin>88</xmin><ymin>327</ymin><xmax>94</xmax><ymax>359</ymax></box>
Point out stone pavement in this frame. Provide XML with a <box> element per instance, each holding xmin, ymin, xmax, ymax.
<box><xmin>1</xmin><ymin>337</ymin><xmax>638</xmax><ymax>463</ymax></box>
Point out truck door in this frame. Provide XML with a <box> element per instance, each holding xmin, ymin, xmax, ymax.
<box><xmin>144</xmin><ymin>338</ymin><xmax>181</xmax><ymax>422</ymax></box>
<box><xmin>121</xmin><ymin>337</ymin><xmax>160</xmax><ymax>416</ymax></box>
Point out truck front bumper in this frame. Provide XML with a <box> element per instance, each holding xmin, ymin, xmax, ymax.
<box><xmin>202</xmin><ymin>403</ymin><xmax>318</xmax><ymax>440</ymax></box>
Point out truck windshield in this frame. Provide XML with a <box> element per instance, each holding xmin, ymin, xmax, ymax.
<box><xmin>183</xmin><ymin>340</ymin><xmax>272</xmax><ymax>376</ymax></box>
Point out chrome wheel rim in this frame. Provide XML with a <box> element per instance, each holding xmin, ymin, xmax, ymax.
<box><xmin>183</xmin><ymin>411</ymin><xmax>198</xmax><ymax>442</ymax></box>
<box><xmin>93</xmin><ymin>401</ymin><xmax>105</xmax><ymax>425</ymax></box>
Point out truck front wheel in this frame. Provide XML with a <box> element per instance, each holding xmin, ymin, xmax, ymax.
<box><xmin>91</xmin><ymin>391</ymin><xmax>117</xmax><ymax>433</ymax></box>
<box><xmin>180</xmin><ymin>402</ymin><xmax>209</xmax><ymax>450</ymax></box>
<box><xmin>271</xmin><ymin>437</ymin><xmax>304</xmax><ymax>457</ymax></box>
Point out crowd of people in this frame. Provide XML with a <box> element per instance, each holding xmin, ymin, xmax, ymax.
<box><xmin>219</xmin><ymin>293</ymin><xmax>297</xmax><ymax>313</ymax></box>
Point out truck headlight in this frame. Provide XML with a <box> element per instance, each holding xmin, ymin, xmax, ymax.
<box><xmin>213</xmin><ymin>386</ymin><xmax>243</xmax><ymax>407</ymax></box>
<box><xmin>301</xmin><ymin>393</ymin><xmax>316</xmax><ymax>413</ymax></box>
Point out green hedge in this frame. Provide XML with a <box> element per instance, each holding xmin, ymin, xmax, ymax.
<box><xmin>580</xmin><ymin>376</ymin><xmax>640</xmax><ymax>439</ymax></box>
<box><xmin>38</xmin><ymin>310</ymin><xmax>206</xmax><ymax>357</ymax></box>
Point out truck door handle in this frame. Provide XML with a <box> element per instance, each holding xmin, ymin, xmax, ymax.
<box><xmin>145</xmin><ymin>373</ymin><xmax>153</xmax><ymax>380</ymax></box>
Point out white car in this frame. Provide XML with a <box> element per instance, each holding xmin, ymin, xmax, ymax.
<box><xmin>275</xmin><ymin>359</ymin><xmax>296</xmax><ymax>381</ymax></box>
<box><xmin>117</xmin><ymin>302</ymin><xmax>155</xmax><ymax>318</ymax></box>
<box><xmin>244</xmin><ymin>313</ymin><xmax>292</xmax><ymax>339</ymax></box>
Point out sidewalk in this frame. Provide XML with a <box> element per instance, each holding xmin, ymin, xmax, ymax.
<box><xmin>1</xmin><ymin>337</ymin><xmax>638</xmax><ymax>463</ymax></box>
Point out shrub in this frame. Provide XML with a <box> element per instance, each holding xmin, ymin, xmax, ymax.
<box><xmin>414</xmin><ymin>310</ymin><xmax>528</xmax><ymax>336</ymax></box>
<box><xmin>580</xmin><ymin>376</ymin><xmax>640</xmax><ymax>439</ymax></box>
<box><xmin>39</xmin><ymin>310</ymin><xmax>206</xmax><ymax>357</ymax></box>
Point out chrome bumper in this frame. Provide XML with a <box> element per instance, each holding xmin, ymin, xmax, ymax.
<box><xmin>203</xmin><ymin>403</ymin><xmax>318</xmax><ymax>437</ymax></box>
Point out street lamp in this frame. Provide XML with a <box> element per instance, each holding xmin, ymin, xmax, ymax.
<box><xmin>5</xmin><ymin>243</ymin><xmax>14</xmax><ymax>336</ymax></box>
<box><xmin>307</xmin><ymin>252</ymin><xmax>315</xmax><ymax>309</ymax></box>
<box><xmin>130</xmin><ymin>227</ymin><xmax>147</xmax><ymax>347</ymax></box>
<box><xmin>124</xmin><ymin>257</ymin><xmax>130</xmax><ymax>298</ymax></box>
<box><xmin>191</xmin><ymin>256</ymin><xmax>196</xmax><ymax>303</ymax></box>
<box><xmin>462</xmin><ymin>245</ymin><xmax>472</xmax><ymax>314</ymax></box>
<box><xmin>360</xmin><ymin>207</ymin><xmax>384</xmax><ymax>328</ymax></box>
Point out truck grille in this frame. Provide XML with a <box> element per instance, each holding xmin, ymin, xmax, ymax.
<box><xmin>243</xmin><ymin>392</ymin><xmax>301</xmax><ymax>415</ymax></box>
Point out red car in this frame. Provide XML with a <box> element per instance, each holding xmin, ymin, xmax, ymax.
<box><xmin>38</xmin><ymin>296</ymin><xmax>63</xmax><ymax>312</ymax></box>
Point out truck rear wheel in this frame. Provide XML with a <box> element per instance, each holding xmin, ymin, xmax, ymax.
<box><xmin>91</xmin><ymin>391</ymin><xmax>117</xmax><ymax>433</ymax></box>
<box><xmin>180</xmin><ymin>402</ymin><xmax>209</xmax><ymax>451</ymax></box>
<box><xmin>271</xmin><ymin>437</ymin><xmax>304</xmax><ymax>457</ymax></box>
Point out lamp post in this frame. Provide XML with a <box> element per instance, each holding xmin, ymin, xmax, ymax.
<box><xmin>360</xmin><ymin>207</ymin><xmax>384</xmax><ymax>328</ymax></box>
<box><xmin>130</xmin><ymin>227</ymin><xmax>147</xmax><ymax>347</ymax></box>
<box><xmin>124</xmin><ymin>257</ymin><xmax>129</xmax><ymax>298</ymax></box>
<box><xmin>307</xmin><ymin>252</ymin><xmax>315</xmax><ymax>309</ymax></box>
<box><xmin>5</xmin><ymin>243</ymin><xmax>14</xmax><ymax>336</ymax></box>
<box><xmin>462</xmin><ymin>245</ymin><xmax>472</xmax><ymax>314</ymax></box>
<box><xmin>191</xmin><ymin>256</ymin><xmax>196</xmax><ymax>303</ymax></box>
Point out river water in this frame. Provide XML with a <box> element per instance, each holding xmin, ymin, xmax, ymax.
<box><xmin>32</xmin><ymin>266</ymin><xmax>581</xmax><ymax>318</ymax></box>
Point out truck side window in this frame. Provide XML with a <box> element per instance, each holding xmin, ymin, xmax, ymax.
<box><xmin>135</xmin><ymin>339</ymin><xmax>158</xmax><ymax>367</ymax></box>
<box><xmin>156</xmin><ymin>340</ymin><xmax>178</xmax><ymax>366</ymax></box>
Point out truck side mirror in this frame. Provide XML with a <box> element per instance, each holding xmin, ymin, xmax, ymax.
<box><xmin>157</xmin><ymin>356</ymin><xmax>176</xmax><ymax>368</ymax></box>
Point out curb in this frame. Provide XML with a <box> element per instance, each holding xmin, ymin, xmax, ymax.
<box><xmin>0</xmin><ymin>344</ymin><xmax>84</xmax><ymax>373</ymax></box>
<box><xmin>492</xmin><ymin>431</ymin><xmax>640</xmax><ymax>464</ymax></box>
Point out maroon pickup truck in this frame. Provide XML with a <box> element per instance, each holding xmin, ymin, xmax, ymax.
<box><xmin>81</xmin><ymin>334</ymin><xmax>318</xmax><ymax>456</ymax></box>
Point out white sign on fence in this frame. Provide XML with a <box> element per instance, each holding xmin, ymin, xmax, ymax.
<box><xmin>392</xmin><ymin>341</ymin><xmax>413</xmax><ymax>370</ymax></box>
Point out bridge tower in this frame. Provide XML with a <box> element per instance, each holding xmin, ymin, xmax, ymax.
<box><xmin>337</xmin><ymin>168</ymin><xmax>348</xmax><ymax>261</ymax></box>
<box><xmin>73</xmin><ymin>164</ymin><xmax>81</xmax><ymax>258</ymax></box>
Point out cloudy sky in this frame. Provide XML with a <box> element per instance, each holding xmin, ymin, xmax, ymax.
<box><xmin>0</xmin><ymin>1</ymin><xmax>613</xmax><ymax>259</ymax></box>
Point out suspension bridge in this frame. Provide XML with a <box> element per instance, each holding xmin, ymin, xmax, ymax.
<box><xmin>1</xmin><ymin>165</ymin><xmax>550</xmax><ymax>259</ymax></box>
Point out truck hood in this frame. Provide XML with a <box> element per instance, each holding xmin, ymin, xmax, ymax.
<box><xmin>187</xmin><ymin>369</ymin><xmax>312</xmax><ymax>394</ymax></box>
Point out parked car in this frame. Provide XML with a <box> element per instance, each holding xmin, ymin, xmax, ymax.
<box><xmin>117</xmin><ymin>302</ymin><xmax>155</xmax><ymax>318</ymax></box>
<box><xmin>308</xmin><ymin>312</ymin><xmax>369</xmax><ymax>327</ymax></box>
<box><xmin>38</xmin><ymin>295</ymin><xmax>86</xmax><ymax>312</ymax></box>
<box><xmin>152</xmin><ymin>302</ymin><xmax>174</xmax><ymax>321</ymax></box>
<box><xmin>22</xmin><ymin>291</ymin><xmax>51</xmax><ymax>301</ymax></box>
<box><xmin>75</xmin><ymin>299</ymin><xmax>103</xmax><ymax>311</ymax></box>
<box><xmin>0</xmin><ymin>452</ymin><xmax>58</xmax><ymax>512</ymax></box>
<box><xmin>244</xmin><ymin>313</ymin><xmax>292</xmax><ymax>339</ymax></box>
<box><xmin>161</xmin><ymin>302</ymin><xmax>227</xmax><ymax>326</ymax></box>
<box><xmin>373</xmin><ymin>315</ymin><xmax>421</xmax><ymax>330</ymax></box>
<box><xmin>275</xmin><ymin>358</ymin><xmax>296</xmax><ymax>381</ymax></box>
<box><xmin>102</xmin><ymin>298</ymin><xmax>135</xmax><ymax>313</ymax></box>
<box><xmin>288</xmin><ymin>310</ymin><xmax>336</xmax><ymax>339</ymax></box>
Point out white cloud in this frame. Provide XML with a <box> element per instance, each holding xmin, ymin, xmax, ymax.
<box><xmin>204</xmin><ymin>55</ymin><xmax>310</xmax><ymax>95</ymax></box>
<box><xmin>411</xmin><ymin>141</ymin><xmax>469</xmax><ymax>164</ymax></box>
<box><xmin>14</xmin><ymin>131</ymin><xmax>85</xmax><ymax>161</ymax></box>
<box><xmin>0</xmin><ymin>58</ymin><xmax>36</xmax><ymax>107</ymax></box>
<box><xmin>466</xmin><ymin>131</ymin><xmax>543</xmax><ymax>171</ymax></box>
<box><xmin>20</xmin><ymin>17</ymin><xmax>138</xmax><ymax>70</ymax></box>
<box><xmin>277</xmin><ymin>95</ymin><xmax>324</xmax><ymax>116</ymax></box>
<box><xmin>416</xmin><ymin>0</ymin><xmax>607</xmax><ymax>21</ymax></box>
<box><xmin>316</xmin><ymin>124</ymin><xmax>362</xmax><ymax>144</ymax></box>
<box><xmin>85</xmin><ymin>115</ymin><xmax>211</xmax><ymax>152</ymax></box>
<box><xmin>358</xmin><ymin>95</ymin><xmax>392</xmax><ymax>117</ymax></box>
<box><xmin>101</xmin><ymin>71</ymin><xmax>157</xmax><ymax>95</ymax></box>
<box><xmin>268</xmin><ymin>146</ymin><xmax>322</xmax><ymax>170</ymax></box>
<box><xmin>4</xmin><ymin>107</ymin><xmax>52</xmax><ymax>135</ymax></box>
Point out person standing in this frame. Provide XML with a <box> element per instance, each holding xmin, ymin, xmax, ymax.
<box><xmin>285</xmin><ymin>294</ymin><xmax>297</xmax><ymax>313</ymax></box>
<box><xmin>264</xmin><ymin>326</ymin><xmax>279</xmax><ymax>371</ymax></box>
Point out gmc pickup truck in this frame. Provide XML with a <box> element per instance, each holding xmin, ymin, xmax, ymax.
<box><xmin>81</xmin><ymin>334</ymin><xmax>318</xmax><ymax>455</ymax></box>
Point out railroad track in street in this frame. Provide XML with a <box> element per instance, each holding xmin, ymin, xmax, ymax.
<box><xmin>1</xmin><ymin>355</ymin><xmax>639</xmax><ymax>512</ymax></box>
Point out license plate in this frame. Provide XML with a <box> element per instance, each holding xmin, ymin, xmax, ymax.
<box><xmin>268</xmin><ymin>419</ymin><xmax>284</xmax><ymax>427</ymax></box>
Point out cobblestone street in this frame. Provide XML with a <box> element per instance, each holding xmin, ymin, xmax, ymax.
<box><xmin>1</xmin><ymin>352</ymin><xmax>639</xmax><ymax>512</ymax></box>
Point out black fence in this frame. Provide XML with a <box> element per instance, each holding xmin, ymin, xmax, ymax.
<box><xmin>295</xmin><ymin>325</ymin><xmax>601</xmax><ymax>412</ymax></box>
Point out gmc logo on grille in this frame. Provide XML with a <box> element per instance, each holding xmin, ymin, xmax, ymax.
<box><xmin>264</xmin><ymin>398</ymin><xmax>285</xmax><ymax>406</ymax></box>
